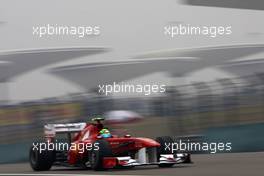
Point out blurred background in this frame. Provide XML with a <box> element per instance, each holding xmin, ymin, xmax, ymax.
<box><xmin>0</xmin><ymin>0</ymin><xmax>263</xmax><ymax>169</ymax></box>
<box><xmin>1</xmin><ymin>65</ymin><xmax>264</xmax><ymax>163</ymax></box>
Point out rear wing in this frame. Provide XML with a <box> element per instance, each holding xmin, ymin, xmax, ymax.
<box><xmin>44</xmin><ymin>122</ymin><xmax>86</xmax><ymax>138</ymax></box>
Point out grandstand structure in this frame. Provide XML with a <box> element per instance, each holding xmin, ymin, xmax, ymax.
<box><xmin>49</xmin><ymin>44</ymin><xmax>264</xmax><ymax>92</ymax></box>
<box><xmin>0</xmin><ymin>47</ymin><xmax>108</xmax><ymax>103</ymax></box>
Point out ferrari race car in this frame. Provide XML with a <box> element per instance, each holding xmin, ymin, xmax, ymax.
<box><xmin>29</xmin><ymin>118</ymin><xmax>191</xmax><ymax>171</ymax></box>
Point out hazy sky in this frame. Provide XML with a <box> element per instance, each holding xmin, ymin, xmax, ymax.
<box><xmin>0</xmin><ymin>0</ymin><xmax>264</xmax><ymax>102</ymax></box>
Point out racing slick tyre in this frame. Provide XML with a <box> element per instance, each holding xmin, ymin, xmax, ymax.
<box><xmin>183</xmin><ymin>153</ymin><xmax>192</xmax><ymax>163</ymax></box>
<box><xmin>156</xmin><ymin>136</ymin><xmax>174</xmax><ymax>154</ymax></box>
<box><xmin>89</xmin><ymin>140</ymin><xmax>112</xmax><ymax>171</ymax></box>
<box><xmin>156</xmin><ymin>136</ymin><xmax>174</xmax><ymax>168</ymax></box>
<box><xmin>29</xmin><ymin>143</ymin><xmax>55</xmax><ymax>171</ymax></box>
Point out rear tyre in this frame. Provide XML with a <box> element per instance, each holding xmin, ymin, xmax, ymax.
<box><xmin>156</xmin><ymin>136</ymin><xmax>174</xmax><ymax>168</ymax></box>
<box><xmin>29</xmin><ymin>143</ymin><xmax>55</xmax><ymax>171</ymax></box>
<box><xmin>89</xmin><ymin>140</ymin><xmax>112</xmax><ymax>171</ymax></box>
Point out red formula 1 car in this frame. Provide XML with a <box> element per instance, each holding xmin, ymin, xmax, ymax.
<box><xmin>29</xmin><ymin>118</ymin><xmax>191</xmax><ymax>171</ymax></box>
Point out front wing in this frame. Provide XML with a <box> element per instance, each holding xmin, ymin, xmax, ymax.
<box><xmin>102</xmin><ymin>153</ymin><xmax>190</xmax><ymax>169</ymax></box>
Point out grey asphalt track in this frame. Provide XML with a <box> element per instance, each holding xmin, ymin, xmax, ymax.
<box><xmin>0</xmin><ymin>152</ymin><xmax>263</xmax><ymax>176</ymax></box>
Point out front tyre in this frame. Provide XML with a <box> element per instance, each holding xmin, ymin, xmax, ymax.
<box><xmin>156</xmin><ymin>136</ymin><xmax>174</xmax><ymax>155</ymax></box>
<box><xmin>182</xmin><ymin>153</ymin><xmax>192</xmax><ymax>163</ymax></box>
<box><xmin>156</xmin><ymin>136</ymin><xmax>174</xmax><ymax>168</ymax></box>
<box><xmin>29</xmin><ymin>144</ymin><xmax>54</xmax><ymax>171</ymax></box>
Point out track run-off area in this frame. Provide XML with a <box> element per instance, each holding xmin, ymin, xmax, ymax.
<box><xmin>0</xmin><ymin>152</ymin><xmax>263</xmax><ymax>176</ymax></box>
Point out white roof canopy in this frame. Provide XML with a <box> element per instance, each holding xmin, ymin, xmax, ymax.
<box><xmin>0</xmin><ymin>47</ymin><xmax>108</xmax><ymax>81</ymax></box>
<box><xmin>49</xmin><ymin>58</ymin><xmax>198</xmax><ymax>90</ymax></box>
<box><xmin>49</xmin><ymin>44</ymin><xmax>264</xmax><ymax>90</ymax></box>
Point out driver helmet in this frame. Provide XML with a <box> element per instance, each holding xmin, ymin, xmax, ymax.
<box><xmin>99</xmin><ymin>128</ymin><xmax>111</xmax><ymax>138</ymax></box>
